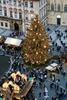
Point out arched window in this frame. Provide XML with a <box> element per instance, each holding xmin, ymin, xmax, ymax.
<box><xmin>4</xmin><ymin>7</ymin><xmax>7</xmax><ymax>16</ymax></box>
<box><xmin>19</xmin><ymin>9</ymin><xmax>22</xmax><ymax>19</ymax></box>
<box><xmin>3</xmin><ymin>0</ymin><xmax>6</xmax><ymax>4</ymax></box>
<box><xmin>30</xmin><ymin>2</ymin><xmax>33</xmax><ymax>8</ymax></box>
<box><xmin>14</xmin><ymin>8</ymin><xmax>17</xmax><ymax>18</ymax></box>
<box><xmin>64</xmin><ymin>5</ymin><xmax>67</xmax><ymax>12</ymax></box>
<box><xmin>0</xmin><ymin>6</ymin><xmax>2</xmax><ymax>15</ymax></box>
<box><xmin>9</xmin><ymin>8</ymin><xmax>13</xmax><ymax>17</ymax></box>
<box><xmin>51</xmin><ymin>3</ymin><xmax>54</xmax><ymax>11</ymax></box>
<box><xmin>58</xmin><ymin>4</ymin><xmax>60</xmax><ymax>12</ymax></box>
<box><xmin>18</xmin><ymin>0</ymin><xmax>21</xmax><ymax>7</ymax></box>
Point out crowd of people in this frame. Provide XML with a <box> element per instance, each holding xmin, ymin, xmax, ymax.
<box><xmin>0</xmin><ymin>26</ymin><xmax>67</xmax><ymax>100</ymax></box>
<box><xmin>30</xmin><ymin>66</ymin><xmax>67</xmax><ymax>100</ymax></box>
<box><xmin>9</xmin><ymin>31</ymin><xmax>25</xmax><ymax>37</ymax></box>
<box><xmin>47</xmin><ymin>26</ymin><xmax>67</xmax><ymax>55</ymax></box>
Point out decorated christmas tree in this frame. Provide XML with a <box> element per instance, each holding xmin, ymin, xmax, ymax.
<box><xmin>23</xmin><ymin>15</ymin><xmax>51</xmax><ymax>65</ymax></box>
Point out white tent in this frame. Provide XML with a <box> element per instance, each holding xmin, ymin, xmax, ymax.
<box><xmin>45</xmin><ymin>65</ymin><xmax>56</xmax><ymax>71</ymax></box>
<box><xmin>51</xmin><ymin>63</ymin><xmax>58</xmax><ymax>67</ymax></box>
<box><xmin>45</xmin><ymin>63</ymin><xmax>58</xmax><ymax>71</ymax></box>
<box><xmin>5</xmin><ymin>37</ymin><xmax>22</xmax><ymax>46</ymax></box>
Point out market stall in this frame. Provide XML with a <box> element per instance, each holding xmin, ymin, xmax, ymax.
<box><xmin>4</xmin><ymin>37</ymin><xmax>22</xmax><ymax>51</ymax></box>
<box><xmin>45</xmin><ymin>63</ymin><xmax>58</xmax><ymax>71</ymax></box>
<box><xmin>5</xmin><ymin>37</ymin><xmax>22</xmax><ymax>46</ymax></box>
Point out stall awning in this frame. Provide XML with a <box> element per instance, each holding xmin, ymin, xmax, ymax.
<box><xmin>45</xmin><ymin>62</ymin><xmax>60</xmax><ymax>71</ymax></box>
<box><xmin>5</xmin><ymin>37</ymin><xmax>22</xmax><ymax>46</ymax></box>
<box><xmin>45</xmin><ymin>65</ymin><xmax>56</xmax><ymax>71</ymax></box>
<box><xmin>51</xmin><ymin>63</ymin><xmax>58</xmax><ymax>67</ymax></box>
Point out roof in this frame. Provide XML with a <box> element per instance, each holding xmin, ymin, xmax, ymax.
<box><xmin>5</xmin><ymin>37</ymin><xmax>22</xmax><ymax>46</ymax></box>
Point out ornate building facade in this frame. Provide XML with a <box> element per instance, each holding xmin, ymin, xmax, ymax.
<box><xmin>0</xmin><ymin>0</ymin><xmax>23</xmax><ymax>31</ymax></box>
<box><xmin>0</xmin><ymin>0</ymin><xmax>47</xmax><ymax>32</ymax></box>
<box><xmin>47</xmin><ymin>0</ymin><xmax>67</xmax><ymax>26</ymax></box>
<box><xmin>23</xmin><ymin>0</ymin><xmax>39</xmax><ymax>32</ymax></box>
<box><xmin>39</xmin><ymin>0</ymin><xmax>47</xmax><ymax>26</ymax></box>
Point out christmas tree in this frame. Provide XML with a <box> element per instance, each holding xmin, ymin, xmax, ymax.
<box><xmin>23</xmin><ymin>15</ymin><xmax>51</xmax><ymax>65</ymax></box>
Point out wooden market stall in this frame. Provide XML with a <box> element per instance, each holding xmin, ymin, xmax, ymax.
<box><xmin>0</xmin><ymin>71</ymin><xmax>34</xmax><ymax>100</ymax></box>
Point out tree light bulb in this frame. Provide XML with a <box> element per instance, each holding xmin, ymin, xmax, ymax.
<box><xmin>31</xmin><ymin>28</ymin><xmax>33</xmax><ymax>30</ymax></box>
<box><xmin>36</xmin><ymin>52</ymin><xmax>38</xmax><ymax>55</ymax></box>
<box><xmin>38</xmin><ymin>21</ymin><xmax>39</xmax><ymax>23</ymax></box>
<box><xmin>45</xmin><ymin>59</ymin><xmax>47</xmax><ymax>61</ymax></box>
<box><xmin>36</xmin><ymin>61</ymin><xmax>38</xmax><ymax>64</ymax></box>
<box><xmin>36</xmin><ymin>33</ymin><xmax>38</xmax><ymax>35</ymax></box>
<box><xmin>44</xmin><ymin>45</ymin><xmax>46</xmax><ymax>48</ymax></box>
<box><xmin>39</xmin><ymin>33</ymin><xmax>41</xmax><ymax>36</ymax></box>
<box><xmin>33</xmin><ymin>38</ymin><xmax>35</xmax><ymax>42</ymax></box>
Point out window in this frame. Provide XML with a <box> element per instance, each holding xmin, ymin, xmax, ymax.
<box><xmin>25</xmin><ymin>17</ymin><xmax>28</xmax><ymax>20</ymax></box>
<box><xmin>15</xmin><ymin>11</ymin><xmax>17</xmax><ymax>18</ymax></box>
<box><xmin>0</xmin><ymin>0</ymin><xmax>1</xmax><ymax>3</ymax></box>
<box><xmin>25</xmin><ymin>2</ymin><xmax>28</xmax><ymax>7</ymax></box>
<box><xmin>14</xmin><ymin>0</ymin><xmax>16</xmax><ymax>5</ymax></box>
<box><xmin>64</xmin><ymin>5</ymin><xmax>67</xmax><ymax>12</ymax></box>
<box><xmin>9</xmin><ymin>0</ymin><xmax>12</xmax><ymax>4</ymax></box>
<box><xmin>10</xmin><ymin>11</ymin><xmax>13</xmax><ymax>17</ymax></box>
<box><xmin>30</xmin><ymin>2</ymin><xmax>33</xmax><ymax>8</ymax></box>
<box><xmin>14</xmin><ymin>0</ymin><xmax>16</xmax><ymax>2</ymax></box>
<box><xmin>4</xmin><ymin>8</ymin><xmax>7</xmax><ymax>16</ymax></box>
<box><xmin>51</xmin><ymin>3</ymin><xmax>54</xmax><ymax>11</ymax></box>
<box><xmin>58</xmin><ymin>4</ymin><xmax>60</xmax><ymax>12</ymax></box>
<box><xmin>18</xmin><ymin>1</ymin><xmax>21</xmax><ymax>7</ymax></box>
<box><xmin>1</xmin><ymin>22</ymin><xmax>3</xmax><ymax>26</ymax></box>
<box><xmin>3</xmin><ymin>0</ymin><xmax>6</xmax><ymax>4</ymax></box>
<box><xmin>0</xmin><ymin>6</ymin><xmax>2</xmax><ymax>15</ymax></box>
<box><xmin>14</xmin><ymin>8</ymin><xmax>17</xmax><ymax>18</ymax></box>
<box><xmin>5</xmin><ymin>23</ymin><xmax>8</xmax><ymax>27</ymax></box>
<box><xmin>19</xmin><ymin>12</ymin><xmax>22</xmax><ymax>19</ymax></box>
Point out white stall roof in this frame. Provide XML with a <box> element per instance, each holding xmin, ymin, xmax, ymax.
<box><xmin>5</xmin><ymin>37</ymin><xmax>22</xmax><ymax>46</ymax></box>
<box><xmin>51</xmin><ymin>63</ymin><xmax>58</xmax><ymax>67</ymax></box>
<box><xmin>46</xmin><ymin>66</ymin><xmax>53</xmax><ymax>70</ymax></box>
<box><xmin>45</xmin><ymin>65</ymin><xmax>56</xmax><ymax>71</ymax></box>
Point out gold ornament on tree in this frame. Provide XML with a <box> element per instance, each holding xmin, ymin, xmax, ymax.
<box><xmin>23</xmin><ymin>15</ymin><xmax>51</xmax><ymax>65</ymax></box>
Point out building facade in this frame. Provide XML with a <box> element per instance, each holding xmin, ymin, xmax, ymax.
<box><xmin>47</xmin><ymin>0</ymin><xmax>67</xmax><ymax>26</ymax></box>
<box><xmin>39</xmin><ymin>0</ymin><xmax>47</xmax><ymax>26</ymax></box>
<box><xmin>0</xmin><ymin>0</ymin><xmax>23</xmax><ymax>31</ymax></box>
<box><xmin>22</xmin><ymin>0</ymin><xmax>47</xmax><ymax>32</ymax></box>
<box><xmin>0</xmin><ymin>0</ymin><xmax>47</xmax><ymax>32</ymax></box>
<box><xmin>23</xmin><ymin>0</ymin><xmax>39</xmax><ymax>32</ymax></box>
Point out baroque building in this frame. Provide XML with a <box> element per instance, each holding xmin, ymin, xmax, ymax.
<box><xmin>0</xmin><ymin>0</ymin><xmax>23</xmax><ymax>31</ymax></box>
<box><xmin>0</xmin><ymin>0</ymin><xmax>47</xmax><ymax>32</ymax></box>
<box><xmin>47</xmin><ymin>0</ymin><xmax>67</xmax><ymax>26</ymax></box>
